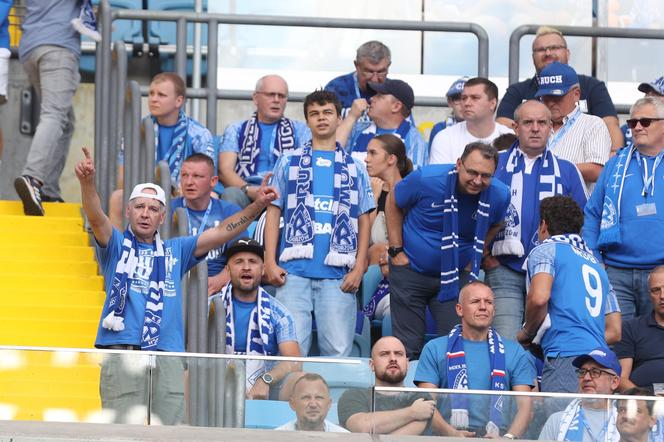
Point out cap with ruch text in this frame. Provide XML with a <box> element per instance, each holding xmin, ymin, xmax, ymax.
<box><xmin>535</xmin><ymin>62</ymin><xmax>579</xmax><ymax>98</ymax></box>
<box><xmin>224</xmin><ymin>237</ymin><xmax>264</xmax><ymax>261</ymax></box>
<box><xmin>368</xmin><ymin>78</ymin><xmax>415</xmax><ymax>111</ymax></box>
<box><xmin>446</xmin><ymin>76</ymin><xmax>469</xmax><ymax>98</ymax></box>
<box><xmin>572</xmin><ymin>347</ymin><xmax>622</xmax><ymax>376</ymax></box>
<box><xmin>129</xmin><ymin>183</ymin><xmax>166</xmax><ymax>205</ymax></box>
<box><xmin>638</xmin><ymin>76</ymin><xmax>664</xmax><ymax>96</ymax></box>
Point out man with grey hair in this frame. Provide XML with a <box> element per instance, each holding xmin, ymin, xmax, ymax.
<box><xmin>535</xmin><ymin>61</ymin><xmax>611</xmax><ymax>192</ymax></box>
<box><xmin>219</xmin><ymin>74</ymin><xmax>311</xmax><ymax>207</ymax></box>
<box><xmin>584</xmin><ymin>96</ymin><xmax>664</xmax><ymax>321</ymax></box>
<box><xmin>325</xmin><ymin>40</ymin><xmax>392</xmax><ymax>121</ymax></box>
<box><xmin>615</xmin><ymin>265</ymin><xmax>664</xmax><ymax>393</ymax></box>
<box><xmin>496</xmin><ymin>26</ymin><xmax>623</xmax><ymax>151</ymax></box>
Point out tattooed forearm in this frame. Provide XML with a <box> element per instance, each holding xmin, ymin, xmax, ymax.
<box><xmin>226</xmin><ymin>216</ymin><xmax>251</xmax><ymax>232</ymax></box>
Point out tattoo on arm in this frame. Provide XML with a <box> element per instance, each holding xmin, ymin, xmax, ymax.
<box><xmin>226</xmin><ymin>216</ymin><xmax>251</xmax><ymax>232</ymax></box>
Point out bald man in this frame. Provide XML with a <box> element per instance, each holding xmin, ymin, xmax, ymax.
<box><xmin>219</xmin><ymin>74</ymin><xmax>311</xmax><ymax>207</ymax></box>
<box><xmin>337</xmin><ymin>336</ymin><xmax>435</xmax><ymax>435</ymax></box>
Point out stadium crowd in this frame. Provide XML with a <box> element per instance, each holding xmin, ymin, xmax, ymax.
<box><xmin>8</xmin><ymin>2</ymin><xmax>664</xmax><ymax>438</ymax></box>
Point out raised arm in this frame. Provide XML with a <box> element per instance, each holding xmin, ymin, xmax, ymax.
<box><xmin>336</xmin><ymin>98</ymin><xmax>368</xmax><ymax>148</ymax></box>
<box><xmin>195</xmin><ymin>174</ymin><xmax>277</xmax><ymax>257</ymax></box>
<box><xmin>75</xmin><ymin>147</ymin><xmax>113</xmax><ymax>247</ymax></box>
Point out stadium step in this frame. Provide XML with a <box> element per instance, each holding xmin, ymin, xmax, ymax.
<box><xmin>0</xmin><ymin>200</ymin><xmax>104</xmax><ymax>423</ymax></box>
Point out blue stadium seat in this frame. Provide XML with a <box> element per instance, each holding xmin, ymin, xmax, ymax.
<box><xmin>81</xmin><ymin>0</ymin><xmax>144</xmax><ymax>72</ymax></box>
<box><xmin>303</xmin><ymin>358</ymin><xmax>373</xmax><ymax>402</ymax></box>
<box><xmin>146</xmin><ymin>0</ymin><xmax>209</xmax><ymax>75</ymax></box>
<box><xmin>244</xmin><ymin>399</ymin><xmax>294</xmax><ymax>429</ymax></box>
<box><xmin>404</xmin><ymin>359</ymin><xmax>418</xmax><ymax>387</ymax></box>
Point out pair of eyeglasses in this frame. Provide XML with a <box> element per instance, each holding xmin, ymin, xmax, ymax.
<box><xmin>575</xmin><ymin>368</ymin><xmax>616</xmax><ymax>379</ymax></box>
<box><xmin>626</xmin><ymin>118</ymin><xmax>664</xmax><ymax>129</ymax></box>
<box><xmin>532</xmin><ymin>44</ymin><xmax>567</xmax><ymax>54</ymax></box>
<box><xmin>256</xmin><ymin>91</ymin><xmax>288</xmax><ymax>100</ymax></box>
<box><xmin>460</xmin><ymin>162</ymin><xmax>493</xmax><ymax>180</ymax></box>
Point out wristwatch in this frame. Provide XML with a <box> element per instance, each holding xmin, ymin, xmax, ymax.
<box><xmin>261</xmin><ymin>371</ymin><xmax>273</xmax><ymax>385</ymax></box>
<box><xmin>241</xmin><ymin>183</ymin><xmax>250</xmax><ymax>195</ymax></box>
<box><xmin>503</xmin><ymin>433</ymin><xmax>516</xmax><ymax>440</ymax></box>
<box><xmin>388</xmin><ymin>246</ymin><xmax>404</xmax><ymax>258</ymax></box>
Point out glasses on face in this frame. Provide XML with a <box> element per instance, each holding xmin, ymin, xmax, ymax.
<box><xmin>626</xmin><ymin>117</ymin><xmax>664</xmax><ymax>129</ymax></box>
<box><xmin>575</xmin><ymin>368</ymin><xmax>616</xmax><ymax>379</ymax></box>
<box><xmin>256</xmin><ymin>91</ymin><xmax>288</xmax><ymax>100</ymax></box>
<box><xmin>532</xmin><ymin>44</ymin><xmax>567</xmax><ymax>54</ymax></box>
<box><xmin>460</xmin><ymin>162</ymin><xmax>493</xmax><ymax>180</ymax></box>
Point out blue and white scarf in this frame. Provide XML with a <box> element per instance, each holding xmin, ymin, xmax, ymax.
<box><xmin>439</xmin><ymin>168</ymin><xmax>491</xmax><ymax>302</ymax></box>
<box><xmin>103</xmin><ymin>227</ymin><xmax>166</xmax><ymax>351</ymax></box>
<box><xmin>71</xmin><ymin>0</ymin><xmax>101</xmax><ymax>42</ymax></box>
<box><xmin>280</xmin><ymin>142</ymin><xmax>360</xmax><ymax>268</ymax></box>
<box><xmin>236</xmin><ymin>113</ymin><xmax>296</xmax><ymax>179</ymax></box>
<box><xmin>530</xmin><ymin>234</ymin><xmax>595</xmax><ymax>343</ymax></box>
<box><xmin>446</xmin><ymin>325</ymin><xmax>506</xmax><ymax>436</ymax></box>
<box><xmin>492</xmin><ymin>143</ymin><xmax>563</xmax><ymax>261</ymax></box>
<box><xmin>557</xmin><ymin>399</ymin><xmax>619</xmax><ymax>441</ymax></box>
<box><xmin>350</xmin><ymin>119</ymin><xmax>411</xmax><ymax>162</ymax></box>
<box><xmin>598</xmin><ymin>146</ymin><xmax>634</xmax><ymax>248</ymax></box>
<box><xmin>221</xmin><ymin>283</ymin><xmax>272</xmax><ymax>389</ymax></box>
<box><xmin>362</xmin><ymin>278</ymin><xmax>390</xmax><ymax>320</ymax></box>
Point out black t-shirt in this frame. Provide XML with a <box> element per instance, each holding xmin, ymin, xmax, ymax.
<box><xmin>337</xmin><ymin>387</ymin><xmax>433</xmax><ymax>434</ymax></box>
<box><xmin>614</xmin><ymin>313</ymin><xmax>664</xmax><ymax>392</ymax></box>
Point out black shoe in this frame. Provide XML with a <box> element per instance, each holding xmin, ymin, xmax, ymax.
<box><xmin>14</xmin><ymin>175</ymin><xmax>44</xmax><ymax>216</ymax></box>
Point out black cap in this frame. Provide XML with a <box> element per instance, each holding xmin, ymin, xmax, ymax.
<box><xmin>368</xmin><ymin>78</ymin><xmax>415</xmax><ymax>111</ymax></box>
<box><xmin>224</xmin><ymin>238</ymin><xmax>264</xmax><ymax>261</ymax></box>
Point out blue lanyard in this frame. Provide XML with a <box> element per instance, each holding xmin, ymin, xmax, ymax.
<box><xmin>635</xmin><ymin>150</ymin><xmax>664</xmax><ymax>197</ymax></box>
<box><xmin>547</xmin><ymin>105</ymin><xmax>582</xmax><ymax>151</ymax></box>
<box><xmin>185</xmin><ymin>199</ymin><xmax>212</xmax><ymax>236</ymax></box>
<box><xmin>352</xmin><ymin>72</ymin><xmax>362</xmax><ymax>100</ymax></box>
<box><xmin>580</xmin><ymin>408</ymin><xmax>608</xmax><ymax>442</ymax></box>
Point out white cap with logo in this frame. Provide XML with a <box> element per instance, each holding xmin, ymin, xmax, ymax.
<box><xmin>128</xmin><ymin>183</ymin><xmax>166</xmax><ymax>205</ymax></box>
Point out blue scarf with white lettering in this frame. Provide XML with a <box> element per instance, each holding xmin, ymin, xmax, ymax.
<box><xmin>71</xmin><ymin>0</ymin><xmax>101</xmax><ymax>42</ymax></box>
<box><xmin>280</xmin><ymin>142</ymin><xmax>360</xmax><ymax>268</ymax></box>
<box><xmin>103</xmin><ymin>227</ymin><xmax>166</xmax><ymax>351</ymax></box>
<box><xmin>350</xmin><ymin>119</ymin><xmax>411</xmax><ymax>162</ymax></box>
<box><xmin>492</xmin><ymin>143</ymin><xmax>563</xmax><ymax>260</ymax></box>
<box><xmin>237</xmin><ymin>112</ymin><xmax>296</xmax><ymax>179</ymax></box>
<box><xmin>558</xmin><ymin>398</ymin><xmax>619</xmax><ymax>441</ymax></box>
<box><xmin>439</xmin><ymin>168</ymin><xmax>491</xmax><ymax>302</ymax></box>
<box><xmin>446</xmin><ymin>324</ymin><xmax>506</xmax><ymax>436</ymax></box>
<box><xmin>598</xmin><ymin>146</ymin><xmax>634</xmax><ymax>248</ymax></box>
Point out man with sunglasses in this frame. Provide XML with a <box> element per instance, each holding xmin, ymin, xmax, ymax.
<box><xmin>385</xmin><ymin>142</ymin><xmax>510</xmax><ymax>359</ymax></box>
<box><xmin>325</xmin><ymin>40</ymin><xmax>391</xmax><ymax>121</ymax></box>
<box><xmin>621</xmin><ymin>77</ymin><xmax>664</xmax><ymax>149</ymax></box>
<box><xmin>496</xmin><ymin>26</ymin><xmax>623</xmax><ymax>151</ymax></box>
<box><xmin>219</xmin><ymin>75</ymin><xmax>311</xmax><ymax>208</ymax></box>
<box><xmin>583</xmin><ymin>96</ymin><xmax>664</xmax><ymax>321</ymax></box>
<box><xmin>615</xmin><ymin>265</ymin><xmax>664</xmax><ymax>394</ymax></box>
<box><xmin>538</xmin><ymin>347</ymin><xmax>622</xmax><ymax>441</ymax></box>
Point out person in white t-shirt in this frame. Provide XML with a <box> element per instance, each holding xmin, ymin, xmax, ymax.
<box><xmin>430</xmin><ymin>77</ymin><xmax>513</xmax><ymax>165</ymax></box>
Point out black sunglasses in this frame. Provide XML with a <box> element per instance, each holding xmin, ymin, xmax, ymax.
<box><xmin>626</xmin><ymin>117</ymin><xmax>664</xmax><ymax>129</ymax></box>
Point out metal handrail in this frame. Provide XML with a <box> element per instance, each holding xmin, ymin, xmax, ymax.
<box><xmin>508</xmin><ymin>24</ymin><xmax>664</xmax><ymax>113</ymax></box>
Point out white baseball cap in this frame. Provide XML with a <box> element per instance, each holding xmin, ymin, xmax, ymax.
<box><xmin>128</xmin><ymin>183</ymin><xmax>166</xmax><ymax>205</ymax></box>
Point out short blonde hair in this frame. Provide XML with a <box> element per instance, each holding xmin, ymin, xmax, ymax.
<box><xmin>534</xmin><ymin>26</ymin><xmax>568</xmax><ymax>48</ymax></box>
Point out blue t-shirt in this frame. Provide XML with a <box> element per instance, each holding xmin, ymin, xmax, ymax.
<box><xmin>270</xmin><ymin>149</ymin><xmax>375</xmax><ymax>279</ymax></box>
<box><xmin>170</xmin><ymin>197</ymin><xmax>244</xmax><ymax>277</ymax></box>
<box><xmin>229</xmin><ymin>294</ymin><xmax>298</xmax><ymax>355</ymax></box>
<box><xmin>95</xmin><ymin>228</ymin><xmax>202</xmax><ymax>352</ymax></box>
<box><xmin>493</xmin><ymin>150</ymin><xmax>588</xmax><ymax>273</ymax></box>
<box><xmin>324</xmin><ymin>72</ymin><xmax>374</xmax><ymax>120</ymax></box>
<box><xmin>219</xmin><ymin>118</ymin><xmax>312</xmax><ymax>180</ymax></box>
<box><xmin>415</xmin><ymin>335</ymin><xmax>536</xmax><ymax>429</ymax></box>
<box><xmin>157</xmin><ymin>124</ymin><xmax>176</xmax><ymax>163</ymax></box>
<box><xmin>527</xmin><ymin>241</ymin><xmax>610</xmax><ymax>357</ymax></box>
<box><xmin>347</xmin><ymin>120</ymin><xmax>429</xmax><ymax>169</ymax></box>
<box><xmin>394</xmin><ymin>164</ymin><xmax>510</xmax><ymax>276</ymax></box>
<box><xmin>583</xmin><ymin>149</ymin><xmax>664</xmax><ymax>268</ymax></box>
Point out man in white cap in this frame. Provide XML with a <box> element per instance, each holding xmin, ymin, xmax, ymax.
<box><xmin>74</xmin><ymin>146</ymin><xmax>277</xmax><ymax>424</ymax></box>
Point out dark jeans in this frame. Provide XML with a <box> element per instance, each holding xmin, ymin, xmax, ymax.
<box><xmin>389</xmin><ymin>263</ymin><xmax>470</xmax><ymax>359</ymax></box>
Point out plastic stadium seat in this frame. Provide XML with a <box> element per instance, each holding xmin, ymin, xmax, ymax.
<box><xmin>245</xmin><ymin>399</ymin><xmax>294</xmax><ymax>429</ymax></box>
<box><xmin>81</xmin><ymin>0</ymin><xmax>144</xmax><ymax>72</ymax></box>
<box><xmin>303</xmin><ymin>358</ymin><xmax>374</xmax><ymax>402</ymax></box>
<box><xmin>360</xmin><ymin>264</ymin><xmax>383</xmax><ymax>308</ymax></box>
<box><xmin>146</xmin><ymin>0</ymin><xmax>209</xmax><ymax>75</ymax></box>
<box><xmin>403</xmin><ymin>359</ymin><xmax>418</xmax><ymax>387</ymax></box>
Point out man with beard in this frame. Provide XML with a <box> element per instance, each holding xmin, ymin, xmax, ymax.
<box><xmin>276</xmin><ymin>373</ymin><xmax>348</xmax><ymax>432</ymax></box>
<box><xmin>210</xmin><ymin>238</ymin><xmax>300</xmax><ymax>400</ymax></box>
<box><xmin>337</xmin><ymin>336</ymin><xmax>435</xmax><ymax>435</ymax></box>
